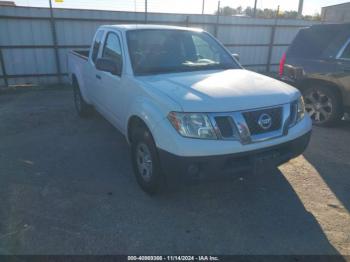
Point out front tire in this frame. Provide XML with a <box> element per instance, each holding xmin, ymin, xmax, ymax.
<box><xmin>131</xmin><ymin>126</ymin><xmax>164</xmax><ymax>195</ymax></box>
<box><xmin>302</xmin><ymin>85</ymin><xmax>343</xmax><ymax>127</ymax></box>
<box><xmin>73</xmin><ymin>79</ymin><xmax>92</xmax><ymax>118</ymax></box>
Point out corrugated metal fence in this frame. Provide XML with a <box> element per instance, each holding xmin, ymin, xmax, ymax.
<box><xmin>0</xmin><ymin>6</ymin><xmax>317</xmax><ymax>87</ymax></box>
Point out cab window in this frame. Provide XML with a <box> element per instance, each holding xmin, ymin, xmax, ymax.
<box><xmin>102</xmin><ymin>32</ymin><xmax>123</xmax><ymax>72</ymax></box>
<box><xmin>91</xmin><ymin>30</ymin><xmax>104</xmax><ymax>64</ymax></box>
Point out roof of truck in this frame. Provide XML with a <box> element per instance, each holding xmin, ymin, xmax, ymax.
<box><xmin>99</xmin><ymin>24</ymin><xmax>203</xmax><ymax>32</ymax></box>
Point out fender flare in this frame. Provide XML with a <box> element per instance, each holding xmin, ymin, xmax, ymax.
<box><xmin>71</xmin><ymin>71</ymin><xmax>92</xmax><ymax>105</ymax></box>
<box><xmin>298</xmin><ymin>77</ymin><xmax>344</xmax><ymax>105</ymax></box>
<box><xmin>125</xmin><ymin>96</ymin><xmax>169</xmax><ymax>145</ymax></box>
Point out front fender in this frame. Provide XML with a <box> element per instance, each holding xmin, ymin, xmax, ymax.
<box><xmin>125</xmin><ymin>96</ymin><xmax>172</xmax><ymax>145</ymax></box>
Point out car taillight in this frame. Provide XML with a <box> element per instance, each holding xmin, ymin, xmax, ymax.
<box><xmin>279</xmin><ymin>52</ymin><xmax>286</xmax><ymax>76</ymax></box>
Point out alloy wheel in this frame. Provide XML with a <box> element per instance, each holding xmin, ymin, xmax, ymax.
<box><xmin>304</xmin><ymin>90</ymin><xmax>333</xmax><ymax>123</ymax></box>
<box><xmin>136</xmin><ymin>143</ymin><xmax>153</xmax><ymax>182</ymax></box>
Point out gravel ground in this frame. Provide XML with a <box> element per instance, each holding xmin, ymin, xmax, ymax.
<box><xmin>0</xmin><ymin>87</ymin><xmax>349</xmax><ymax>255</ymax></box>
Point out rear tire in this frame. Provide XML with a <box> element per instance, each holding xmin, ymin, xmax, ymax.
<box><xmin>131</xmin><ymin>125</ymin><xmax>164</xmax><ymax>195</ymax></box>
<box><xmin>73</xmin><ymin>79</ymin><xmax>92</xmax><ymax>118</ymax></box>
<box><xmin>302</xmin><ymin>85</ymin><xmax>343</xmax><ymax>127</ymax></box>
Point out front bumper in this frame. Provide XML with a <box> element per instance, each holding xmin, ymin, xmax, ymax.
<box><xmin>158</xmin><ymin>130</ymin><xmax>311</xmax><ymax>184</ymax></box>
<box><xmin>152</xmin><ymin>107</ymin><xmax>312</xmax><ymax>157</ymax></box>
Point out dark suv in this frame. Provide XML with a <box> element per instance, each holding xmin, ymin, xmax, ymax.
<box><xmin>280</xmin><ymin>23</ymin><xmax>350</xmax><ymax>126</ymax></box>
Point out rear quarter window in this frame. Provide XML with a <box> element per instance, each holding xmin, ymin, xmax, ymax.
<box><xmin>90</xmin><ymin>30</ymin><xmax>104</xmax><ymax>63</ymax></box>
<box><xmin>287</xmin><ymin>26</ymin><xmax>346</xmax><ymax>59</ymax></box>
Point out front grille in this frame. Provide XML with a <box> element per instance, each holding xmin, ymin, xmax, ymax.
<box><xmin>214</xmin><ymin>116</ymin><xmax>234</xmax><ymax>138</ymax></box>
<box><xmin>243</xmin><ymin>107</ymin><xmax>282</xmax><ymax>135</ymax></box>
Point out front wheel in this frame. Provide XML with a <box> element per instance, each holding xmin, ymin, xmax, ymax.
<box><xmin>131</xmin><ymin>126</ymin><xmax>164</xmax><ymax>195</ymax></box>
<box><xmin>302</xmin><ymin>85</ymin><xmax>343</xmax><ymax>127</ymax></box>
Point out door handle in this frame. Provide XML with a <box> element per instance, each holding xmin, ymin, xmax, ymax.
<box><xmin>96</xmin><ymin>74</ymin><xmax>101</xmax><ymax>80</ymax></box>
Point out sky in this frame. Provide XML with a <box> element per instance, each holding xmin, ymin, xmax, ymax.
<box><xmin>13</xmin><ymin>0</ymin><xmax>350</xmax><ymax>15</ymax></box>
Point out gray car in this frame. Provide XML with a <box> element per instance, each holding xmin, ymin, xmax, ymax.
<box><xmin>280</xmin><ymin>23</ymin><xmax>350</xmax><ymax>126</ymax></box>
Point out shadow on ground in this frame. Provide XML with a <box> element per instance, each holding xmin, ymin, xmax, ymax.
<box><xmin>303</xmin><ymin>120</ymin><xmax>350</xmax><ymax>213</ymax></box>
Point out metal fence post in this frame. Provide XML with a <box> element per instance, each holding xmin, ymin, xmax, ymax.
<box><xmin>253</xmin><ymin>0</ymin><xmax>258</xmax><ymax>17</ymax></box>
<box><xmin>144</xmin><ymin>0</ymin><xmax>148</xmax><ymax>23</ymax></box>
<box><xmin>185</xmin><ymin>16</ymin><xmax>189</xmax><ymax>27</ymax></box>
<box><xmin>266</xmin><ymin>6</ymin><xmax>279</xmax><ymax>72</ymax></box>
<box><xmin>214</xmin><ymin>1</ymin><xmax>220</xmax><ymax>37</ymax></box>
<box><xmin>0</xmin><ymin>48</ymin><xmax>8</xmax><ymax>87</ymax></box>
<box><xmin>49</xmin><ymin>0</ymin><xmax>62</xmax><ymax>83</ymax></box>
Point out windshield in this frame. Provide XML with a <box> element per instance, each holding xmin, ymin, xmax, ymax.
<box><xmin>126</xmin><ymin>29</ymin><xmax>240</xmax><ymax>75</ymax></box>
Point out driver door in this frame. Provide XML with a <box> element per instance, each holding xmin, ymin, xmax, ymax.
<box><xmin>95</xmin><ymin>31</ymin><xmax>125</xmax><ymax>130</ymax></box>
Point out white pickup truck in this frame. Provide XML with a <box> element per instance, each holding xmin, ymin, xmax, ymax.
<box><xmin>68</xmin><ymin>24</ymin><xmax>312</xmax><ymax>194</ymax></box>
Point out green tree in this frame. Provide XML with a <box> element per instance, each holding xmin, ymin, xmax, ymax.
<box><xmin>214</xmin><ymin>5</ymin><xmax>321</xmax><ymax>21</ymax></box>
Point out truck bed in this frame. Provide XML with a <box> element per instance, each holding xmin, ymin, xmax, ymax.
<box><xmin>70</xmin><ymin>50</ymin><xmax>89</xmax><ymax>60</ymax></box>
<box><xmin>67</xmin><ymin>49</ymin><xmax>90</xmax><ymax>87</ymax></box>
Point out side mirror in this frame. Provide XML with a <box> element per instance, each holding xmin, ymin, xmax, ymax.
<box><xmin>232</xmin><ymin>53</ymin><xmax>240</xmax><ymax>61</ymax></box>
<box><xmin>96</xmin><ymin>58</ymin><xmax>121</xmax><ymax>76</ymax></box>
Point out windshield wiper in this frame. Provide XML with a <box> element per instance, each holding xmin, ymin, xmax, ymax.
<box><xmin>136</xmin><ymin>64</ymin><xmax>233</xmax><ymax>75</ymax></box>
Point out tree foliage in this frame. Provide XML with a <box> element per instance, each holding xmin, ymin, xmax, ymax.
<box><xmin>215</xmin><ymin>6</ymin><xmax>321</xmax><ymax>21</ymax></box>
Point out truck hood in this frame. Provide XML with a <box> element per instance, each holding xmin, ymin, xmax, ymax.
<box><xmin>137</xmin><ymin>69</ymin><xmax>299</xmax><ymax>112</ymax></box>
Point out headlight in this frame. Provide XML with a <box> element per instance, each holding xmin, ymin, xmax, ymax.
<box><xmin>290</xmin><ymin>96</ymin><xmax>305</xmax><ymax>127</ymax></box>
<box><xmin>297</xmin><ymin>96</ymin><xmax>305</xmax><ymax>121</ymax></box>
<box><xmin>168</xmin><ymin>112</ymin><xmax>217</xmax><ymax>139</ymax></box>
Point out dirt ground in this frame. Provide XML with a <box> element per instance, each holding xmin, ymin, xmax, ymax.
<box><xmin>0</xmin><ymin>87</ymin><xmax>349</xmax><ymax>255</ymax></box>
